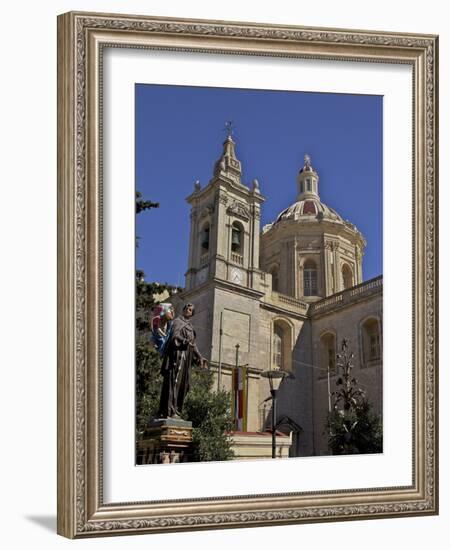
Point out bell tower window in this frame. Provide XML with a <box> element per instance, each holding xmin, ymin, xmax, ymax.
<box><xmin>231</xmin><ymin>222</ymin><xmax>243</xmax><ymax>254</ymax></box>
<box><xmin>200</xmin><ymin>223</ymin><xmax>210</xmax><ymax>252</ymax></box>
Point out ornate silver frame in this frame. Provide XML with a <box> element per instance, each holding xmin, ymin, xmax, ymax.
<box><xmin>57</xmin><ymin>11</ymin><xmax>438</xmax><ymax>538</ymax></box>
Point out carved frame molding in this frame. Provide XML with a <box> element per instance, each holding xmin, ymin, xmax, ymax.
<box><xmin>57</xmin><ymin>11</ymin><xmax>438</xmax><ymax>538</ymax></box>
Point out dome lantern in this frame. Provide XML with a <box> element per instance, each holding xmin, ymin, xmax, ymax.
<box><xmin>297</xmin><ymin>154</ymin><xmax>319</xmax><ymax>200</ymax></box>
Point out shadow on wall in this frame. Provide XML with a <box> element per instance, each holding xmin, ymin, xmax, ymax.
<box><xmin>265</xmin><ymin>321</ymin><xmax>314</xmax><ymax>457</ymax></box>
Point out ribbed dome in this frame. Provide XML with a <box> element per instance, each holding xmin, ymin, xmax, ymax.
<box><xmin>275</xmin><ymin>198</ymin><xmax>344</xmax><ymax>224</ymax></box>
<box><xmin>260</xmin><ymin>154</ymin><xmax>363</xmax><ymax>239</ymax></box>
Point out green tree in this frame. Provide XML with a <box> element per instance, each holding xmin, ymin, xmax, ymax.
<box><xmin>136</xmin><ymin>190</ymin><xmax>159</xmax><ymax>213</ymax></box>
<box><xmin>135</xmin><ymin>271</ymin><xmax>175</xmax><ymax>436</ymax></box>
<box><xmin>135</xmin><ymin>192</ymin><xmax>163</xmax><ymax>437</ymax></box>
<box><xmin>184</xmin><ymin>369</ymin><xmax>235</xmax><ymax>462</ymax></box>
<box><xmin>326</xmin><ymin>339</ymin><xmax>383</xmax><ymax>455</ymax></box>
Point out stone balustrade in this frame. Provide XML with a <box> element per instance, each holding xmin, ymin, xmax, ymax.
<box><xmin>309</xmin><ymin>275</ymin><xmax>382</xmax><ymax>316</ymax></box>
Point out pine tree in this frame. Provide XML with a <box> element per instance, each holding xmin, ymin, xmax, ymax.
<box><xmin>326</xmin><ymin>339</ymin><xmax>383</xmax><ymax>455</ymax></box>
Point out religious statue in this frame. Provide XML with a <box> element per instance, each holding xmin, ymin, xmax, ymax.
<box><xmin>154</xmin><ymin>303</ymin><xmax>208</xmax><ymax>420</ymax></box>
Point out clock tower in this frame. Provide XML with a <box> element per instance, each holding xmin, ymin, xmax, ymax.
<box><xmin>185</xmin><ymin>131</ymin><xmax>266</xmax><ymax>291</ymax></box>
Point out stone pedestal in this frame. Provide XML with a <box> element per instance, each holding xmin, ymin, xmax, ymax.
<box><xmin>230</xmin><ymin>431</ymin><xmax>292</xmax><ymax>460</ymax></box>
<box><xmin>136</xmin><ymin>418</ymin><xmax>193</xmax><ymax>465</ymax></box>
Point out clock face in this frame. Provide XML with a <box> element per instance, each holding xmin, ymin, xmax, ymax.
<box><xmin>230</xmin><ymin>267</ymin><xmax>244</xmax><ymax>285</ymax></box>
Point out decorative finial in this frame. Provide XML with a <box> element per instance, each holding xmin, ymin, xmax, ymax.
<box><xmin>224</xmin><ymin>120</ymin><xmax>235</xmax><ymax>138</ymax></box>
<box><xmin>194</xmin><ymin>180</ymin><xmax>201</xmax><ymax>191</ymax></box>
<box><xmin>304</xmin><ymin>154</ymin><xmax>312</xmax><ymax>168</ymax></box>
<box><xmin>252</xmin><ymin>179</ymin><xmax>260</xmax><ymax>193</ymax></box>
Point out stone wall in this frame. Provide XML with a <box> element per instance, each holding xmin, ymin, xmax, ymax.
<box><xmin>309</xmin><ymin>279</ymin><xmax>383</xmax><ymax>455</ymax></box>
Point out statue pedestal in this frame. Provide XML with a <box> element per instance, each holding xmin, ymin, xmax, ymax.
<box><xmin>137</xmin><ymin>418</ymin><xmax>193</xmax><ymax>464</ymax></box>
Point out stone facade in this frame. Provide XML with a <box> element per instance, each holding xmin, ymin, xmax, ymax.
<box><xmin>173</xmin><ymin>136</ymin><xmax>382</xmax><ymax>457</ymax></box>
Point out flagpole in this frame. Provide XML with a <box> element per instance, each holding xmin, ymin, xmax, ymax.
<box><xmin>235</xmin><ymin>343</ymin><xmax>240</xmax><ymax>431</ymax></box>
<box><xmin>217</xmin><ymin>311</ymin><xmax>223</xmax><ymax>392</ymax></box>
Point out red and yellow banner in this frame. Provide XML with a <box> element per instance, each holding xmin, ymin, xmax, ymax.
<box><xmin>232</xmin><ymin>366</ymin><xmax>248</xmax><ymax>432</ymax></box>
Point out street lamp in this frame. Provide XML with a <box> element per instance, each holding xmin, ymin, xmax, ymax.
<box><xmin>261</xmin><ymin>369</ymin><xmax>290</xmax><ymax>458</ymax></box>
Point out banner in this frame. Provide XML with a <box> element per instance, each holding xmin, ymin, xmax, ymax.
<box><xmin>232</xmin><ymin>366</ymin><xmax>248</xmax><ymax>431</ymax></box>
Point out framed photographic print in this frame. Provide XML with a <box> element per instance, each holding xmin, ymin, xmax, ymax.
<box><xmin>57</xmin><ymin>11</ymin><xmax>438</xmax><ymax>538</ymax></box>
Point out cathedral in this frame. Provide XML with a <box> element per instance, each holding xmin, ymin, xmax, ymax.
<box><xmin>174</xmin><ymin>133</ymin><xmax>383</xmax><ymax>458</ymax></box>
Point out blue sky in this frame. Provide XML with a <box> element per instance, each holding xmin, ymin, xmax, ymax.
<box><xmin>136</xmin><ymin>84</ymin><xmax>382</xmax><ymax>286</ymax></box>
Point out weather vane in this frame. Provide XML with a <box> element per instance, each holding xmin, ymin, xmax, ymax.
<box><xmin>224</xmin><ymin>120</ymin><xmax>236</xmax><ymax>138</ymax></box>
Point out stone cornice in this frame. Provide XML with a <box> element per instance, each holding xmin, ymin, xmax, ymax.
<box><xmin>180</xmin><ymin>277</ymin><xmax>265</xmax><ymax>301</ymax></box>
<box><xmin>262</xmin><ymin>218</ymin><xmax>366</xmax><ymax>248</ymax></box>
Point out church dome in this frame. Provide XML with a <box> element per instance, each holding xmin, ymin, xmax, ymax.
<box><xmin>260</xmin><ymin>153</ymin><xmax>366</xmax><ymax>301</ymax></box>
<box><xmin>275</xmin><ymin>197</ymin><xmax>344</xmax><ymax>224</ymax></box>
<box><xmin>261</xmin><ymin>154</ymin><xmax>363</xmax><ymax>239</ymax></box>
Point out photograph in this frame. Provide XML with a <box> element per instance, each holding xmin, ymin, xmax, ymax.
<box><xmin>135</xmin><ymin>84</ymin><xmax>383</xmax><ymax>465</ymax></box>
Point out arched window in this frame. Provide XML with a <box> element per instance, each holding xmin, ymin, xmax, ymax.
<box><xmin>319</xmin><ymin>332</ymin><xmax>336</xmax><ymax>376</ymax></box>
<box><xmin>231</xmin><ymin>222</ymin><xmax>243</xmax><ymax>254</ymax></box>
<box><xmin>272</xmin><ymin>325</ymin><xmax>283</xmax><ymax>369</ymax></box>
<box><xmin>362</xmin><ymin>318</ymin><xmax>381</xmax><ymax>364</ymax></box>
<box><xmin>271</xmin><ymin>267</ymin><xmax>279</xmax><ymax>292</ymax></box>
<box><xmin>271</xmin><ymin>319</ymin><xmax>293</xmax><ymax>372</ymax></box>
<box><xmin>303</xmin><ymin>259</ymin><xmax>318</xmax><ymax>296</ymax></box>
<box><xmin>200</xmin><ymin>222</ymin><xmax>210</xmax><ymax>252</ymax></box>
<box><xmin>342</xmin><ymin>263</ymin><xmax>353</xmax><ymax>290</ymax></box>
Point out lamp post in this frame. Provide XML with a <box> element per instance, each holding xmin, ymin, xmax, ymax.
<box><xmin>261</xmin><ymin>370</ymin><xmax>289</xmax><ymax>458</ymax></box>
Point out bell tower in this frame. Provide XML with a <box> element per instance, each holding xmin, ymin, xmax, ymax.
<box><xmin>185</xmin><ymin>127</ymin><xmax>265</xmax><ymax>291</ymax></box>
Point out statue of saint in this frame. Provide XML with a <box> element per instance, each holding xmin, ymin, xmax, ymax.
<box><xmin>156</xmin><ymin>303</ymin><xmax>208</xmax><ymax>420</ymax></box>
